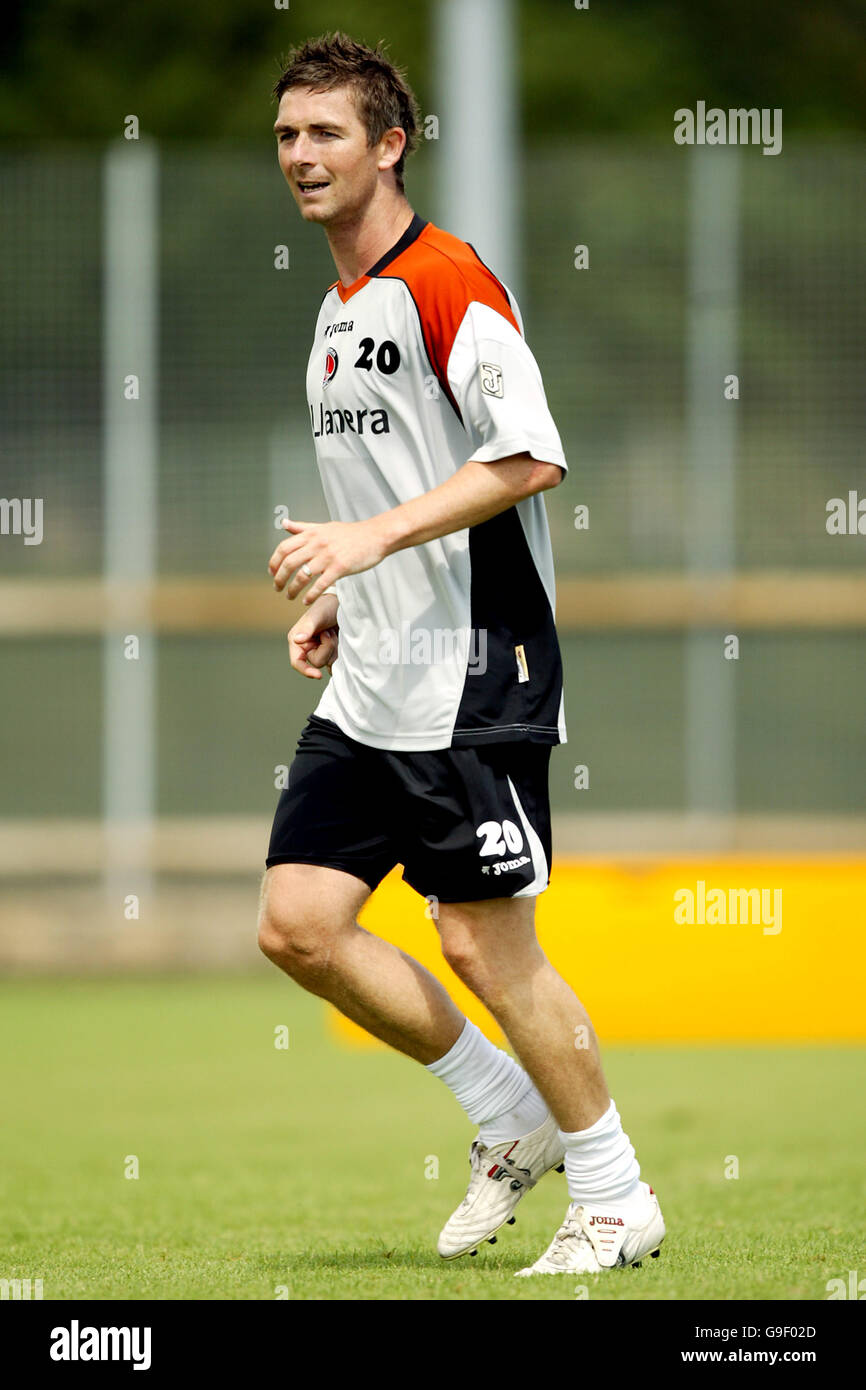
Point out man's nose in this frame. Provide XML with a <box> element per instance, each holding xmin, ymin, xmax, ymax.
<box><xmin>291</xmin><ymin>131</ymin><xmax>315</xmax><ymax>166</ymax></box>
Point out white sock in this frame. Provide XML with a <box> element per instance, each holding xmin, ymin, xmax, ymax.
<box><xmin>426</xmin><ymin>1019</ymin><xmax>549</xmax><ymax>1145</ymax></box>
<box><xmin>559</xmin><ymin>1099</ymin><xmax>642</xmax><ymax>1207</ymax></box>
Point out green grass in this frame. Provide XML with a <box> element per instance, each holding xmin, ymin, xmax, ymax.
<box><xmin>1</xmin><ymin>974</ymin><xmax>863</xmax><ymax>1300</ymax></box>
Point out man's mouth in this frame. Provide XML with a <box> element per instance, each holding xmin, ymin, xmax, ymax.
<box><xmin>298</xmin><ymin>180</ymin><xmax>329</xmax><ymax>194</ymax></box>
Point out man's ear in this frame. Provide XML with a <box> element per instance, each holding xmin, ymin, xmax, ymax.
<box><xmin>378</xmin><ymin>126</ymin><xmax>407</xmax><ymax>174</ymax></box>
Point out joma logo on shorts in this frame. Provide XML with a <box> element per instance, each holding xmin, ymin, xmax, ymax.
<box><xmin>481</xmin><ymin>856</ymin><xmax>530</xmax><ymax>876</ymax></box>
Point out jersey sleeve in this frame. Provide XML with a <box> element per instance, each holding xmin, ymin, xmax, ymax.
<box><xmin>445</xmin><ymin>301</ymin><xmax>568</xmax><ymax>473</ymax></box>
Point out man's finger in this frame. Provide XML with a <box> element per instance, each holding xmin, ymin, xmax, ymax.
<box><xmin>287</xmin><ymin>636</ymin><xmax>323</xmax><ymax>679</ymax></box>
<box><xmin>303</xmin><ymin>573</ymin><xmax>336</xmax><ymax>605</ymax></box>
<box><xmin>287</xmin><ymin>569</ymin><xmax>318</xmax><ymax>599</ymax></box>
<box><xmin>269</xmin><ymin>519</ymin><xmax>309</xmax><ymax>573</ymax></box>
<box><xmin>274</xmin><ymin>552</ymin><xmax>312</xmax><ymax>591</ymax></box>
<box><xmin>306</xmin><ymin>643</ymin><xmax>332</xmax><ymax>668</ymax></box>
<box><xmin>268</xmin><ymin>535</ymin><xmax>302</xmax><ymax>574</ymax></box>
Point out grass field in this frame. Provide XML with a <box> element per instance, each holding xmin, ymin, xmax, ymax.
<box><xmin>1</xmin><ymin>973</ymin><xmax>863</xmax><ymax>1301</ymax></box>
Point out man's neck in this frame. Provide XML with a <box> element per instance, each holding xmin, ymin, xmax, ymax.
<box><xmin>325</xmin><ymin>196</ymin><xmax>416</xmax><ymax>288</ymax></box>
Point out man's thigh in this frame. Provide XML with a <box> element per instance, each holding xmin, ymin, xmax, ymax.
<box><xmin>258</xmin><ymin>861</ymin><xmax>373</xmax><ymax>935</ymax></box>
<box><xmin>434</xmin><ymin>894</ymin><xmax>539</xmax><ymax>956</ymax></box>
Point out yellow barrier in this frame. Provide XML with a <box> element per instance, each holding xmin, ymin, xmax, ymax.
<box><xmin>328</xmin><ymin>858</ymin><xmax>866</xmax><ymax>1046</ymax></box>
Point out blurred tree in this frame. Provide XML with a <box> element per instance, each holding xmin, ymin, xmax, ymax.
<box><xmin>521</xmin><ymin>0</ymin><xmax>866</xmax><ymax>136</ymax></box>
<box><xmin>0</xmin><ymin>0</ymin><xmax>864</xmax><ymax>141</ymax></box>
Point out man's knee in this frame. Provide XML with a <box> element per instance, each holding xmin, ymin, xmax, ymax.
<box><xmin>437</xmin><ymin>903</ymin><xmax>542</xmax><ymax>1005</ymax></box>
<box><xmin>257</xmin><ymin>907</ymin><xmax>331</xmax><ymax>982</ymax></box>
<box><xmin>438</xmin><ymin>927</ymin><xmax>494</xmax><ymax>998</ymax></box>
<box><xmin>256</xmin><ymin>865</ymin><xmax>364</xmax><ymax>985</ymax></box>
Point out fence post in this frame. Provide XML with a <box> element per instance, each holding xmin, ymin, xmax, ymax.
<box><xmin>101</xmin><ymin>137</ymin><xmax>158</xmax><ymax>912</ymax></box>
<box><xmin>684</xmin><ymin>145</ymin><xmax>740</xmax><ymax>843</ymax></box>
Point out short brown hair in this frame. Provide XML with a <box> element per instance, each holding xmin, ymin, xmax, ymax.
<box><xmin>272</xmin><ymin>31</ymin><xmax>420</xmax><ymax>192</ymax></box>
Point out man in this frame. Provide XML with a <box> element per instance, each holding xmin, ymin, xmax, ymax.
<box><xmin>258</xmin><ymin>30</ymin><xmax>665</xmax><ymax>1277</ymax></box>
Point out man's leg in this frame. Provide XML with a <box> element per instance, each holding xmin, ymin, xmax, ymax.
<box><xmin>434</xmin><ymin>894</ymin><xmax>665</xmax><ymax>1272</ymax></box>
<box><xmin>434</xmin><ymin>895</ymin><xmax>610</xmax><ymax>1132</ymax></box>
<box><xmin>259</xmin><ymin>862</ymin><xmax>552</xmax><ymax>1134</ymax></box>
<box><xmin>257</xmin><ymin>862</ymin><xmax>465</xmax><ymax>1063</ymax></box>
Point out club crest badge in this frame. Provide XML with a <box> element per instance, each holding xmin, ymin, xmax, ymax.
<box><xmin>323</xmin><ymin>348</ymin><xmax>339</xmax><ymax>389</ymax></box>
<box><xmin>479</xmin><ymin>361</ymin><xmax>503</xmax><ymax>397</ymax></box>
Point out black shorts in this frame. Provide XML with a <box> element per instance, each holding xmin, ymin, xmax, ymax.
<box><xmin>266</xmin><ymin>714</ymin><xmax>553</xmax><ymax>903</ymax></box>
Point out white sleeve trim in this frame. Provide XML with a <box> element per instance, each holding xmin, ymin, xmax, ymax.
<box><xmin>469</xmin><ymin>438</ymin><xmax>567</xmax><ymax>470</ymax></box>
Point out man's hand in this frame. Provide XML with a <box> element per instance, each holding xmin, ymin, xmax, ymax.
<box><xmin>269</xmin><ymin>452</ymin><xmax>561</xmax><ymax>605</ymax></box>
<box><xmin>269</xmin><ymin>516</ymin><xmax>389</xmax><ymax>604</ymax></box>
<box><xmin>287</xmin><ymin>592</ymin><xmax>340</xmax><ymax>680</ymax></box>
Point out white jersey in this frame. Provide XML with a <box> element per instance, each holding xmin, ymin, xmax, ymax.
<box><xmin>304</xmin><ymin>213</ymin><xmax>568</xmax><ymax>751</ymax></box>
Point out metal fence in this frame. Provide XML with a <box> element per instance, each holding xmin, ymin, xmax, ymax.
<box><xmin>1</xmin><ymin>138</ymin><xmax>864</xmax><ymax>845</ymax></box>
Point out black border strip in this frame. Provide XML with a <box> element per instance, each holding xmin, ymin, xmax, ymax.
<box><xmin>365</xmin><ymin>212</ymin><xmax>428</xmax><ymax>278</ymax></box>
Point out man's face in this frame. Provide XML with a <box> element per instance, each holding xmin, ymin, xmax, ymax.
<box><xmin>274</xmin><ymin>85</ymin><xmax>386</xmax><ymax>225</ymax></box>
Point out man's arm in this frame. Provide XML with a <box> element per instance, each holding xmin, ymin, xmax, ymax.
<box><xmin>377</xmin><ymin>452</ymin><xmax>563</xmax><ymax>556</ymax></box>
<box><xmin>268</xmin><ymin>450</ymin><xmax>563</xmax><ymax>603</ymax></box>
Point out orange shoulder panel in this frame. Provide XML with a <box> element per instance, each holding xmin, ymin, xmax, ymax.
<box><xmin>378</xmin><ymin>223</ymin><xmax>520</xmax><ymax>396</ymax></box>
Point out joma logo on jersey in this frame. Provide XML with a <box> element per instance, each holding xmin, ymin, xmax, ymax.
<box><xmin>322</xmin><ymin>348</ymin><xmax>339</xmax><ymax>389</ymax></box>
<box><xmin>324</xmin><ymin>320</ymin><xmax>354</xmax><ymax>338</ymax></box>
<box><xmin>309</xmin><ymin>402</ymin><xmax>391</xmax><ymax>436</ymax></box>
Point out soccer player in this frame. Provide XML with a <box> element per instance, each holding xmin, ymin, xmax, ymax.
<box><xmin>259</xmin><ymin>31</ymin><xmax>665</xmax><ymax>1276</ymax></box>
